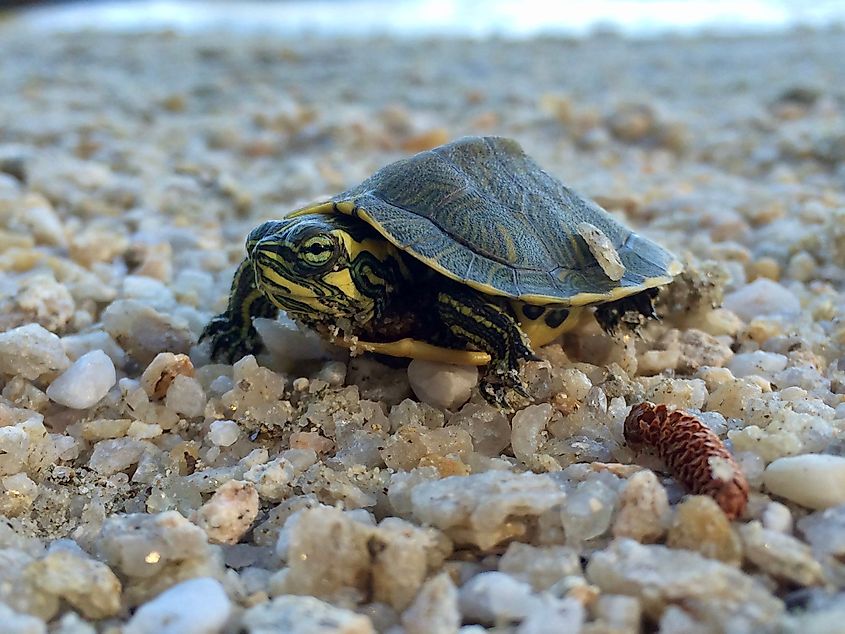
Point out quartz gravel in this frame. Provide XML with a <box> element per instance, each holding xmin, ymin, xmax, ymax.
<box><xmin>0</xmin><ymin>17</ymin><xmax>843</xmax><ymax>633</ymax></box>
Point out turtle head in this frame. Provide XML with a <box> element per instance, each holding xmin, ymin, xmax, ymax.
<box><xmin>246</xmin><ymin>214</ymin><xmax>402</xmax><ymax>325</ymax></box>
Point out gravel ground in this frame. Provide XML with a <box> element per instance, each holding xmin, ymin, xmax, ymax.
<box><xmin>0</xmin><ymin>22</ymin><xmax>844</xmax><ymax>634</ymax></box>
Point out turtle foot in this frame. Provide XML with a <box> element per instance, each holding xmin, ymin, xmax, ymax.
<box><xmin>199</xmin><ymin>314</ymin><xmax>265</xmax><ymax>364</ymax></box>
<box><xmin>594</xmin><ymin>287</ymin><xmax>660</xmax><ymax>335</ymax></box>
<box><xmin>479</xmin><ymin>363</ymin><xmax>532</xmax><ymax>411</ymax></box>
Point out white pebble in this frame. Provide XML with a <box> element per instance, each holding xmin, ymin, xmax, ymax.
<box><xmin>165</xmin><ymin>375</ymin><xmax>206</xmax><ymax>418</ymax></box>
<box><xmin>408</xmin><ymin>359</ymin><xmax>478</xmax><ymax>410</ymax></box>
<box><xmin>252</xmin><ymin>316</ymin><xmax>333</xmax><ymax>364</ymax></box>
<box><xmin>761</xmin><ymin>501</ymin><xmax>793</xmax><ymax>533</ymax></box>
<box><xmin>728</xmin><ymin>351</ymin><xmax>788</xmax><ymax>381</ymax></box>
<box><xmin>61</xmin><ymin>329</ymin><xmax>128</xmax><ymax>368</ymax></box>
<box><xmin>46</xmin><ymin>350</ymin><xmax>116</xmax><ymax>409</ymax></box>
<box><xmin>242</xmin><ymin>595</ymin><xmax>374</xmax><ymax>634</ymax></box>
<box><xmin>516</xmin><ymin>597</ymin><xmax>585</xmax><ymax>634</ymax></box>
<box><xmin>209</xmin><ymin>420</ymin><xmax>241</xmax><ymax>447</ymax></box>
<box><xmin>0</xmin><ymin>603</ymin><xmax>46</xmax><ymax>634</ymax></box>
<box><xmin>88</xmin><ymin>438</ymin><xmax>148</xmax><ymax>476</ymax></box>
<box><xmin>124</xmin><ymin>577</ymin><xmax>231</xmax><ymax>634</ymax></box>
<box><xmin>764</xmin><ymin>454</ymin><xmax>845</xmax><ymax>510</ymax></box>
<box><xmin>723</xmin><ymin>279</ymin><xmax>801</xmax><ymax>321</ymax></box>
<box><xmin>0</xmin><ymin>323</ymin><xmax>70</xmax><ymax>380</ymax></box>
<box><xmin>511</xmin><ymin>404</ymin><xmax>552</xmax><ymax>466</ymax></box>
<box><xmin>459</xmin><ymin>572</ymin><xmax>541</xmax><ymax>624</ymax></box>
<box><xmin>193</xmin><ymin>480</ymin><xmax>259</xmax><ymax>544</ymax></box>
<box><xmin>123</xmin><ymin>275</ymin><xmax>175</xmax><ymax>309</ymax></box>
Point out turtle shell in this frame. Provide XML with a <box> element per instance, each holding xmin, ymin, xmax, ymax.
<box><xmin>293</xmin><ymin>136</ymin><xmax>681</xmax><ymax>305</ymax></box>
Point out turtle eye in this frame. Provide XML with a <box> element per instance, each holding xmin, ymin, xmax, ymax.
<box><xmin>298</xmin><ymin>234</ymin><xmax>337</xmax><ymax>271</ymax></box>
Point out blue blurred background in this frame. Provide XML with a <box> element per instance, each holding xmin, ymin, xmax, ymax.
<box><xmin>6</xmin><ymin>0</ymin><xmax>845</xmax><ymax>37</ymax></box>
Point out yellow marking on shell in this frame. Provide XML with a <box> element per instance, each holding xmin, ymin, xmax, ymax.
<box><xmin>330</xmin><ymin>335</ymin><xmax>492</xmax><ymax>366</ymax></box>
<box><xmin>495</xmin><ymin>221</ymin><xmax>518</xmax><ymax>262</ymax></box>
<box><xmin>291</xmin><ymin>200</ymin><xmax>682</xmax><ymax>307</ymax></box>
<box><xmin>288</xmin><ymin>200</ymin><xmax>351</xmax><ymax>217</ymax></box>
<box><xmin>513</xmin><ymin>304</ymin><xmax>584</xmax><ymax>348</ymax></box>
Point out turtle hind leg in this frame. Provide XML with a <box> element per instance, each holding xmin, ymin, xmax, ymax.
<box><xmin>434</xmin><ymin>284</ymin><xmax>537</xmax><ymax>409</ymax></box>
<box><xmin>200</xmin><ymin>258</ymin><xmax>279</xmax><ymax>363</ymax></box>
<box><xmin>594</xmin><ymin>287</ymin><xmax>659</xmax><ymax>335</ymax></box>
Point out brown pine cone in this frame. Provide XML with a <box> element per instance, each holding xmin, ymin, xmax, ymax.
<box><xmin>624</xmin><ymin>402</ymin><xmax>749</xmax><ymax>519</ymax></box>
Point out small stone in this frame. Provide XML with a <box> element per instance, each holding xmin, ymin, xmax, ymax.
<box><xmin>127</xmin><ymin>420</ymin><xmax>163</xmax><ymax>440</ymax></box>
<box><xmin>739</xmin><ymin>521</ymin><xmax>823</xmax><ymax>586</ymax></box>
<box><xmin>498</xmin><ymin>543</ymin><xmax>581</xmax><ymax>591</ymax></box>
<box><xmin>123</xmin><ymin>275</ymin><xmax>175</xmax><ymax>309</ymax></box>
<box><xmin>401</xmin><ymin>128</ymin><xmax>450</xmax><ymax>152</ymax></box>
<box><xmin>243</xmin><ymin>450</ymin><xmax>316</xmax><ymax>503</ymax></box>
<box><xmin>0</xmin><ymin>323</ymin><xmax>70</xmax><ymax>380</ymax></box>
<box><xmin>449</xmin><ymin>402</ymin><xmax>511</xmax><ymax>457</ymax></box>
<box><xmin>140</xmin><ymin>352</ymin><xmax>195</xmax><ymax>400</ymax></box>
<box><xmin>511</xmin><ymin>403</ymin><xmax>553</xmax><ymax>469</ymax></box>
<box><xmin>561</xmin><ymin>477</ymin><xmax>618</xmax><ymax>545</ymax></box>
<box><xmin>458</xmin><ymin>572</ymin><xmax>542</xmax><ymax>625</ymax></box>
<box><xmin>723</xmin><ymin>279</ymin><xmax>801</xmax><ymax>321</ymax></box>
<box><xmin>401</xmin><ymin>572</ymin><xmax>460</xmax><ymax>634</ymax></box>
<box><xmin>0</xmin><ymin>603</ymin><xmax>46</xmax><ymax>634</ymax></box>
<box><xmin>516</xmin><ymin>597</ymin><xmax>584</xmax><ymax>634</ymax></box>
<box><xmin>612</xmin><ymin>470</ymin><xmax>670</xmax><ymax>543</ymax></box>
<box><xmin>592</xmin><ymin>594</ymin><xmax>641</xmax><ymax>631</ymax></box>
<box><xmin>577</xmin><ymin>221</ymin><xmax>625</xmax><ymax>281</ymax></box>
<box><xmin>27</xmin><ymin>548</ymin><xmax>122</xmax><ymax>619</ymax></box>
<box><xmin>124</xmin><ymin>577</ymin><xmax>231</xmax><ymax>634</ymax></box>
<box><xmin>46</xmin><ymin>350</ymin><xmax>116</xmax><ymax>409</ymax></box>
<box><xmin>102</xmin><ymin>299</ymin><xmax>193</xmax><ymax>365</ymax></box>
<box><xmin>409</xmin><ymin>471</ymin><xmax>567</xmax><ymax>549</ymax></box>
<box><xmin>658</xmin><ymin>606</ymin><xmax>711</xmax><ymax>634</ymax></box>
<box><xmin>675</xmin><ymin>329</ymin><xmax>733</xmax><ymax>373</ymax></box>
<box><xmin>407</xmin><ymin>360</ymin><xmax>479</xmax><ymax>410</ymax></box>
<box><xmin>252</xmin><ymin>315</ymin><xmax>335</xmax><ymax>367</ymax></box>
<box><xmin>0</xmin><ymin>472</ymin><xmax>39</xmax><ymax>516</ymax></box>
<box><xmin>94</xmin><ymin>511</ymin><xmax>221</xmax><ymax>607</ymax></box>
<box><xmin>14</xmin><ymin>273</ymin><xmax>76</xmax><ymax>332</ymax></box>
<box><xmin>666</xmin><ymin>496</ymin><xmax>743</xmax><ymax>565</ymax></box>
<box><xmin>277</xmin><ymin>507</ymin><xmax>373</xmax><ymax>601</ymax></box>
<box><xmin>241</xmin><ymin>595</ymin><xmax>374</xmax><ymax>634</ymax></box>
<box><xmin>50</xmin><ymin>612</ymin><xmax>96</xmax><ymax>634</ymax></box>
<box><xmin>761</xmin><ymin>501</ymin><xmax>793</xmax><ymax>533</ymax></box>
<box><xmin>0</xmin><ymin>549</ymin><xmax>58</xmax><ymax>619</ymax></box>
<box><xmin>79</xmin><ymin>418</ymin><xmax>132</xmax><ymax>441</ymax></box>
<box><xmin>61</xmin><ymin>330</ymin><xmax>128</xmax><ymax>368</ymax></box>
<box><xmin>165</xmin><ymin>374</ymin><xmax>207</xmax><ymax>418</ymax></box>
<box><xmin>586</xmin><ymin>539</ymin><xmax>782</xmax><ymax>627</ymax></box>
<box><xmin>370</xmin><ymin>517</ymin><xmax>445</xmax><ymax>610</ymax></box>
<box><xmin>728</xmin><ymin>351</ymin><xmax>788</xmax><ymax>381</ymax></box>
<box><xmin>606</xmin><ymin>103</ymin><xmax>656</xmax><ymax>142</ymax></box>
<box><xmin>88</xmin><ymin>438</ymin><xmax>150</xmax><ymax>476</ymax></box>
<box><xmin>0</xmin><ymin>425</ymin><xmax>31</xmax><ymax>476</ymax></box>
<box><xmin>193</xmin><ymin>480</ymin><xmax>259</xmax><ymax>544</ymax></box>
<box><xmin>209</xmin><ymin>420</ymin><xmax>241</xmax><ymax>447</ymax></box>
<box><xmin>763</xmin><ymin>454</ymin><xmax>845</xmax><ymax>509</ymax></box>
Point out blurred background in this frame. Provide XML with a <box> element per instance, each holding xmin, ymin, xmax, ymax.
<box><xmin>5</xmin><ymin>0</ymin><xmax>845</xmax><ymax>37</ymax></box>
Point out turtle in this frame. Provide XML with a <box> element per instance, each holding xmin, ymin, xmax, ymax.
<box><xmin>201</xmin><ymin>136</ymin><xmax>682</xmax><ymax>405</ymax></box>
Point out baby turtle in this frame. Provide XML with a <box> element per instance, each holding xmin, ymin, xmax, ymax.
<box><xmin>202</xmin><ymin>136</ymin><xmax>681</xmax><ymax>405</ymax></box>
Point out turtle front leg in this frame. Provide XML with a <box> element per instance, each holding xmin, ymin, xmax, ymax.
<box><xmin>200</xmin><ymin>258</ymin><xmax>279</xmax><ymax>363</ymax></box>
<box><xmin>434</xmin><ymin>285</ymin><xmax>537</xmax><ymax>408</ymax></box>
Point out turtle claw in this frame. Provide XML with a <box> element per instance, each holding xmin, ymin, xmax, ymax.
<box><xmin>479</xmin><ymin>364</ymin><xmax>532</xmax><ymax>411</ymax></box>
<box><xmin>199</xmin><ymin>314</ymin><xmax>264</xmax><ymax>364</ymax></box>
